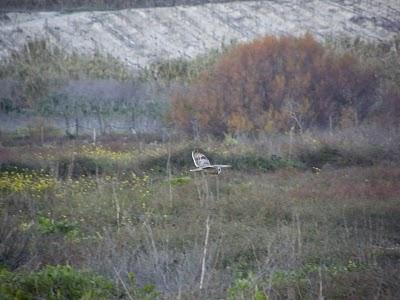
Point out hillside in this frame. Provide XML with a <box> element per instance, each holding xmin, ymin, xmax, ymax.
<box><xmin>0</xmin><ymin>0</ymin><xmax>399</xmax><ymax>70</ymax></box>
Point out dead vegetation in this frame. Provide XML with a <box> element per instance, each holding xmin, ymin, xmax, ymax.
<box><xmin>1</xmin><ymin>125</ymin><xmax>399</xmax><ymax>299</ymax></box>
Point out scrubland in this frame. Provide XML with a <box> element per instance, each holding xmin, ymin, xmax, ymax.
<box><xmin>1</xmin><ymin>124</ymin><xmax>399</xmax><ymax>299</ymax></box>
<box><xmin>1</xmin><ymin>31</ymin><xmax>400</xmax><ymax>299</ymax></box>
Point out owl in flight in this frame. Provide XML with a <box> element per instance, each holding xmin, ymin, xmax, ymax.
<box><xmin>190</xmin><ymin>151</ymin><xmax>231</xmax><ymax>175</ymax></box>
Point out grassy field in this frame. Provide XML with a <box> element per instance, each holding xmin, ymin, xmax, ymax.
<box><xmin>1</xmin><ymin>125</ymin><xmax>400</xmax><ymax>299</ymax></box>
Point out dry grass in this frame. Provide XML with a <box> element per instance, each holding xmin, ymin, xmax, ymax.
<box><xmin>1</xmin><ymin>126</ymin><xmax>400</xmax><ymax>299</ymax></box>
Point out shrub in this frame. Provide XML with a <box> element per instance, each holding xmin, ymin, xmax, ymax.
<box><xmin>58</xmin><ymin>155</ymin><xmax>101</xmax><ymax>179</ymax></box>
<box><xmin>0</xmin><ymin>213</ymin><xmax>31</xmax><ymax>270</ymax></box>
<box><xmin>0</xmin><ymin>40</ymin><xmax>133</xmax><ymax>111</ymax></box>
<box><xmin>171</xmin><ymin>34</ymin><xmax>380</xmax><ymax>136</ymax></box>
<box><xmin>298</xmin><ymin>144</ymin><xmax>376</xmax><ymax>168</ymax></box>
<box><xmin>136</xmin><ymin>146</ymin><xmax>194</xmax><ymax>173</ymax></box>
<box><xmin>298</xmin><ymin>145</ymin><xmax>341</xmax><ymax>168</ymax></box>
<box><xmin>139</xmin><ymin>49</ymin><xmax>222</xmax><ymax>82</ymax></box>
<box><xmin>37</xmin><ymin>216</ymin><xmax>79</xmax><ymax>237</ymax></box>
<box><xmin>126</xmin><ymin>272</ymin><xmax>160</xmax><ymax>300</ymax></box>
<box><xmin>218</xmin><ymin>153</ymin><xmax>304</xmax><ymax>172</ymax></box>
<box><xmin>0</xmin><ymin>265</ymin><xmax>117</xmax><ymax>299</ymax></box>
<box><xmin>227</xmin><ymin>274</ymin><xmax>267</xmax><ymax>300</ymax></box>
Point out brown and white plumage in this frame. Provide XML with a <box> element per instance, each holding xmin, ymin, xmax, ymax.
<box><xmin>190</xmin><ymin>151</ymin><xmax>231</xmax><ymax>174</ymax></box>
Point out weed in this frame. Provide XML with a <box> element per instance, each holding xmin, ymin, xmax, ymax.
<box><xmin>0</xmin><ymin>128</ymin><xmax>399</xmax><ymax>299</ymax></box>
<box><xmin>0</xmin><ymin>265</ymin><xmax>117</xmax><ymax>299</ymax></box>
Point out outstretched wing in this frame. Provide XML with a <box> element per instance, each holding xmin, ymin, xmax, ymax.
<box><xmin>190</xmin><ymin>167</ymin><xmax>204</xmax><ymax>172</ymax></box>
<box><xmin>192</xmin><ymin>151</ymin><xmax>212</xmax><ymax>168</ymax></box>
<box><xmin>212</xmin><ymin>164</ymin><xmax>231</xmax><ymax>168</ymax></box>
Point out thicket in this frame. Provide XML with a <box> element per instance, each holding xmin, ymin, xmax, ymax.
<box><xmin>139</xmin><ymin>48</ymin><xmax>225</xmax><ymax>83</ymax></box>
<box><xmin>171</xmin><ymin>34</ymin><xmax>400</xmax><ymax>136</ymax></box>
<box><xmin>0</xmin><ymin>265</ymin><xmax>117</xmax><ymax>299</ymax></box>
<box><xmin>0</xmin><ymin>40</ymin><xmax>169</xmax><ymax>135</ymax></box>
<box><xmin>1</xmin><ymin>30</ymin><xmax>399</xmax><ymax>299</ymax></box>
<box><xmin>0</xmin><ymin>40</ymin><xmax>132</xmax><ymax>111</ymax></box>
<box><xmin>1</xmin><ymin>131</ymin><xmax>400</xmax><ymax>298</ymax></box>
<box><xmin>3</xmin><ymin>35</ymin><xmax>399</xmax><ymax>137</ymax></box>
<box><xmin>326</xmin><ymin>35</ymin><xmax>400</xmax><ymax>124</ymax></box>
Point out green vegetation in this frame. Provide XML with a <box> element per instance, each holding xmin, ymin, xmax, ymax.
<box><xmin>1</xmin><ymin>125</ymin><xmax>399</xmax><ymax>299</ymax></box>
<box><xmin>139</xmin><ymin>48</ymin><xmax>224</xmax><ymax>82</ymax></box>
<box><xmin>1</xmin><ymin>33</ymin><xmax>400</xmax><ymax>299</ymax></box>
<box><xmin>0</xmin><ymin>265</ymin><xmax>116</xmax><ymax>299</ymax></box>
<box><xmin>0</xmin><ymin>39</ymin><xmax>169</xmax><ymax>136</ymax></box>
<box><xmin>2</xmin><ymin>35</ymin><xmax>399</xmax><ymax>139</ymax></box>
<box><xmin>0</xmin><ymin>40</ymin><xmax>132</xmax><ymax>111</ymax></box>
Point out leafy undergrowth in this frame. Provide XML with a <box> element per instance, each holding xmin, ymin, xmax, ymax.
<box><xmin>0</xmin><ymin>141</ymin><xmax>305</xmax><ymax>177</ymax></box>
<box><xmin>2</xmin><ymin>128</ymin><xmax>399</xmax><ymax>178</ymax></box>
<box><xmin>1</xmin><ymin>128</ymin><xmax>400</xmax><ymax>299</ymax></box>
<box><xmin>0</xmin><ymin>265</ymin><xmax>116</xmax><ymax>299</ymax></box>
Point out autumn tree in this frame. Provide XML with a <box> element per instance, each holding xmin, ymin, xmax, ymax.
<box><xmin>171</xmin><ymin>34</ymin><xmax>379</xmax><ymax>136</ymax></box>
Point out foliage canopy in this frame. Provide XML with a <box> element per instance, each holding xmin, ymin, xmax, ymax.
<box><xmin>171</xmin><ymin>34</ymin><xmax>383</xmax><ymax>136</ymax></box>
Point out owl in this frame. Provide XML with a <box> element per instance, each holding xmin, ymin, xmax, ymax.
<box><xmin>190</xmin><ymin>151</ymin><xmax>231</xmax><ymax>175</ymax></box>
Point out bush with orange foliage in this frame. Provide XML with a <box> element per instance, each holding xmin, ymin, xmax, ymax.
<box><xmin>170</xmin><ymin>34</ymin><xmax>379</xmax><ymax>136</ymax></box>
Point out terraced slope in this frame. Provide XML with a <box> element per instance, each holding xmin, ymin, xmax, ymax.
<box><xmin>0</xmin><ymin>0</ymin><xmax>399</xmax><ymax>69</ymax></box>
